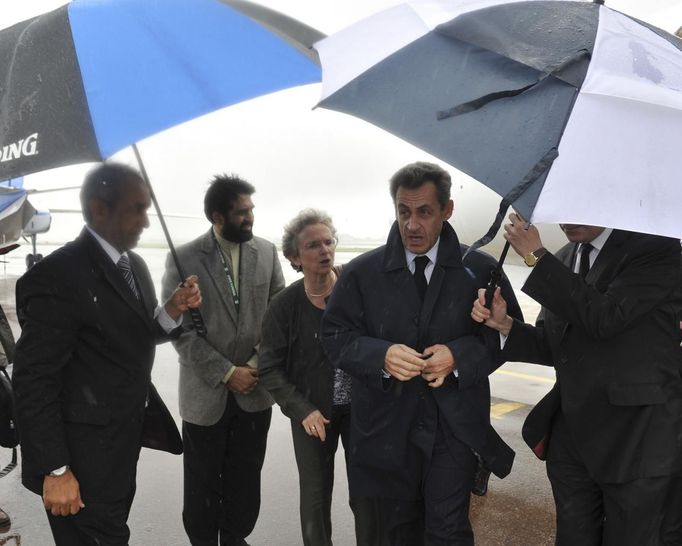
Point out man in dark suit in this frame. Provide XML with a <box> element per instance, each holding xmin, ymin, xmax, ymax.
<box><xmin>472</xmin><ymin>217</ymin><xmax>682</xmax><ymax>545</ymax></box>
<box><xmin>12</xmin><ymin>162</ymin><xmax>202</xmax><ymax>546</ymax></box>
<box><xmin>322</xmin><ymin>162</ymin><xmax>521</xmax><ymax>545</ymax></box>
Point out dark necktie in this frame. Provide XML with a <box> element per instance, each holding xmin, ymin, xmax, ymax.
<box><xmin>578</xmin><ymin>243</ymin><xmax>593</xmax><ymax>279</ymax></box>
<box><xmin>413</xmin><ymin>255</ymin><xmax>430</xmax><ymax>301</ymax></box>
<box><xmin>117</xmin><ymin>254</ymin><xmax>140</xmax><ymax>300</ymax></box>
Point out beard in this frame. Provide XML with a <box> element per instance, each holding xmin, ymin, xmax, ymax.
<box><xmin>221</xmin><ymin>221</ymin><xmax>253</xmax><ymax>243</ymax></box>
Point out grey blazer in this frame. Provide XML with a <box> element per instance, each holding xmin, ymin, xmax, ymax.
<box><xmin>162</xmin><ymin>229</ymin><xmax>285</xmax><ymax>426</ymax></box>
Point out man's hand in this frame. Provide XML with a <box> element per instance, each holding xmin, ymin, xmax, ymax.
<box><xmin>164</xmin><ymin>275</ymin><xmax>202</xmax><ymax>321</ymax></box>
<box><xmin>43</xmin><ymin>469</ymin><xmax>84</xmax><ymax>516</ymax></box>
<box><xmin>504</xmin><ymin>212</ymin><xmax>544</xmax><ymax>258</ymax></box>
<box><xmin>384</xmin><ymin>344</ymin><xmax>426</xmax><ymax>381</ymax></box>
<box><xmin>421</xmin><ymin>344</ymin><xmax>455</xmax><ymax>388</ymax></box>
<box><xmin>227</xmin><ymin>367</ymin><xmax>258</xmax><ymax>394</ymax></box>
<box><xmin>471</xmin><ymin>287</ymin><xmax>513</xmax><ymax>336</ymax></box>
<box><xmin>302</xmin><ymin>410</ymin><xmax>331</xmax><ymax>442</ymax></box>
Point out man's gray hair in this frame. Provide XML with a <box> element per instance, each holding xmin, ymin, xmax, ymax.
<box><xmin>282</xmin><ymin>209</ymin><xmax>337</xmax><ymax>272</ymax></box>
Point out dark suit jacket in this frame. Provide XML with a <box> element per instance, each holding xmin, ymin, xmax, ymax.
<box><xmin>505</xmin><ymin>230</ymin><xmax>682</xmax><ymax>483</ymax></box>
<box><xmin>322</xmin><ymin>222</ymin><xmax>522</xmax><ymax>500</ymax></box>
<box><xmin>13</xmin><ymin>228</ymin><xmax>182</xmax><ymax>501</ymax></box>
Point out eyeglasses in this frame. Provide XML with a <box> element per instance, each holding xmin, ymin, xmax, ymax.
<box><xmin>302</xmin><ymin>238</ymin><xmax>337</xmax><ymax>252</ymax></box>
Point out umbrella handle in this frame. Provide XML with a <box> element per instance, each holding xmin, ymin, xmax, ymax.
<box><xmin>484</xmin><ymin>241</ymin><xmax>511</xmax><ymax>309</ymax></box>
<box><xmin>132</xmin><ymin>144</ymin><xmax>207</xmax><ymax>338</ymax></box>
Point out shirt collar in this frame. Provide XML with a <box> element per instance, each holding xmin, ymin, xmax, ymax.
<box><xmin>86</xmin><ymin>225</ymin><xmax>125</xmax><ymax>264</ymax></box>
<box><xmin>586</xmin><ymin>228</ymin><xmax>613</xmax><ymax>252</ymax></box>
<box><xmin>405</xmin><ymin>237</ymin><xmax>440</xmax><ymax>266</ymax></box>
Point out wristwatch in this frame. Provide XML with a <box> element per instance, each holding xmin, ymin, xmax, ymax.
<box><xmin>523</xmin><ymin>247</ymin><xmax>548</xmax><ymax>267</ymax></box>
<box><xmin>49</xmin><ymin>465</ymin><xmax>69</xmax><ymax>477</ymax></box>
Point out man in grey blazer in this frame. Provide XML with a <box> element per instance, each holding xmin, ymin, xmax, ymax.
<box><xmin>162</xmin><ymin>174</ymin><xmax>285</xmax><ymax>546</ymax></box>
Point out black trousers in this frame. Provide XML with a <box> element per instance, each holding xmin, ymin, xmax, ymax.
<box><xmin>661</xmin><ymin>476</ymin><xmax>682</xmax><ymax>545</ymax></box>
<box><xmin>379</xmin><ymin>423</ymin><xmax>477</xmax><ymax>546</ymax></box>
<box><xmin>46</xmin><ymin>484</ymin><xmax>136</xmax><ymax>546</ymax></box>
<box><xmin>182</xmin><ymin>395</ymin><xmax>272</xmax><ymax>546</ymax></box>
<box><xmin>290</xmin><ymin>403</ymin><xmax>384</xmax><ymax>546</ymax></box>
<box><xmin>547</xmin><ymin>412</ymin><xmax>671</xmax><ymax>546</ymax></box>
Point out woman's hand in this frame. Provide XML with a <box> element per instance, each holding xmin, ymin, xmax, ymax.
<box><xmin>302</xmin><ymin>410</ymin><xmax>330</xmax><ymax>442</ymax></box>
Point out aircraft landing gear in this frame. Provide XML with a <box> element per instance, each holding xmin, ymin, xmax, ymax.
<box><xmin>25</xmin><ymin>253</ymin><xmax>43</xmax><ymax>269</ymax></box>
<box><xmin>25</xmin><ymin>234</ymin><xmax>42</xmax><ymax>269</ymax></box>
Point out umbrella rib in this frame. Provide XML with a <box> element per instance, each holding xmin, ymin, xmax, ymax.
<box><xmin>437</xmin><ymin>83</ymin><xmax>536</xmax><ymax>119</ymax></box>
<box><xmin>464</xmin><ymin>146</ymin><xmax>559</xmax><ymax>257</ymax></box>
<box><xmin>437</xmin><ymin>49</ymin><xmax>590</xmax><ymax>120</ymax></box>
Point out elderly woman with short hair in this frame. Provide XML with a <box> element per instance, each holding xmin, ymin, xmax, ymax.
<box><xmin>259</xmin><ymin>209</ymin><xmax>380</xmax><ymax>546</ymax></box>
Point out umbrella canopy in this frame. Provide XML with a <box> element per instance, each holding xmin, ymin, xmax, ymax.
<box><xmin>315</xmin><ymin>0</ymin><xmax>682</xmax><ymax>240</ymax></box>
<box><xmin>0</xmin><ymin>0</ymin><xmax>322</xmax><ymax>180</ymax></box>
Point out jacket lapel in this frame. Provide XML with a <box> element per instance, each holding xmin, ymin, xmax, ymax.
<box><xmin>419</xmin><ymin>223</ymin><xmax>464</xmax><ymax>329</ymax></box>
<box><xmin>238</xmin><ymin>239</ymin><xmax>259</xmax><ymax>324</ymax></box>
<box><xmin>129</xmin><ymin>253</ymin><xmax>156</xmax><ymax>321</ymax></box>
<box><xmin>199</xmin><ymin>229</ymin><xmax>238</xmax><ymax>327</ymax></box>
<box><xmin>383</xmin><ymin>222</ymin><xmax>422</xmax><ymax>310</ymax></box>
<box><xmin>82</xmin><ymin>229</ymin><xmax>151</xmax><ymax>326</ymax></box>
<box><xmin>553</xmin><ymin>244</ymin><xmax>577</xmax><ymax>341</ymax></box>
<box><xmin>585</xmin><ymin>230</ymin><xmax>630</xmax><ymax>284</ymax></box>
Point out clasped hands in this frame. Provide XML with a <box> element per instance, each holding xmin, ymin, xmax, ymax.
<box><xmin>227</xmin><ymin>366</ymin><xmax>259</xmax><ymax>395</ymax></box>
<box><xmin>384</xmin><ymin>343</ymin><xmax>454</xmax><ymax>388</ymax></box>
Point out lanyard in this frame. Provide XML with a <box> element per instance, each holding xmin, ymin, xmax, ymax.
<box><xmin>212</xmin><ymin>231</ymin><xmax>239</xmax><ymax>310</ymax></box>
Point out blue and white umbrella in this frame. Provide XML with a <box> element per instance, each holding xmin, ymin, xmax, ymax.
<box><xmin>0</xmin><ymin>0</ymin><xmax>322</xmax><ymax>181</ymax></box>
<box><xmin>315</xmin><ymin>0</ymin><xmax>682</xmax><ymax>241</ymax></box>
<box><xmin>0</xmin><ymin>0</ymin><xmax>323</xmax><ymax>328</ymax></box>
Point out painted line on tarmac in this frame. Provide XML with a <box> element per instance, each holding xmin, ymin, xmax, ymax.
<box><xmin>494</xmin><ymin>369</ymin><xmax>556</xmax><ymax>384</ymax></box>
<box><xmin>490</xmin><ymin>401</ymin><xmax>527</xmax><ymax>420</ymax></box>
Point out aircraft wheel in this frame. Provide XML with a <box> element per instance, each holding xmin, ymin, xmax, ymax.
<box><xmin>26</xmin><ymin>253</ymin><xmax>43</xmax><ymax>269</ymax></box>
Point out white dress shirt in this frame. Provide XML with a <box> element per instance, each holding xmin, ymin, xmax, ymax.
<box><xmin>404</xmin><ymin>238</ymin><xmax>440</xmax><ymax>283</ymax></box>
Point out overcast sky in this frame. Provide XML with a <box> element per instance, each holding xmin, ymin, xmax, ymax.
<box><xmin>6</xmin><ymin>0</ymin><xmax>682</xmax><ymax>247</ymax></box>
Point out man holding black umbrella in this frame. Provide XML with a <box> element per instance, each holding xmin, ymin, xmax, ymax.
<box><xmin>472</xmin><ymin>216</ymin><xmax>682</xmax><ymax>545</ymax></box>
<box><xmin>12</xmin><ymin>162</ymin><xmax>202</xmax><ymax>546</ymax></box>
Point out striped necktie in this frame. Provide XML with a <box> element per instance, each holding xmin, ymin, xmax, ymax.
<box><xmin>117</xmin><ymin>254</ymin><xmax>140</xmax><ymax>300</ymax></box>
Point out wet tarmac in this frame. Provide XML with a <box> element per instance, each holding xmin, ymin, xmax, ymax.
<box><xmin>0</xmin><ymin>246</ymin><xmax>557</xmax><ymax>545</ymax></box>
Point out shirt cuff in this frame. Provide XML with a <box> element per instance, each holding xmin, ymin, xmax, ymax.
<box><xmin>222</xmin><ymin>367</ymin><xmax>236</xmax><ymax>384</ymax></box>
<box><xmin>246</xmin><ymin>353</ymin><xmax>258</xmax><ymax>369</ymax></box>
<box><xmin>155</xmin><ymin>305</ymin><xmax>182</xmax><ymax>333</ymax></box>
